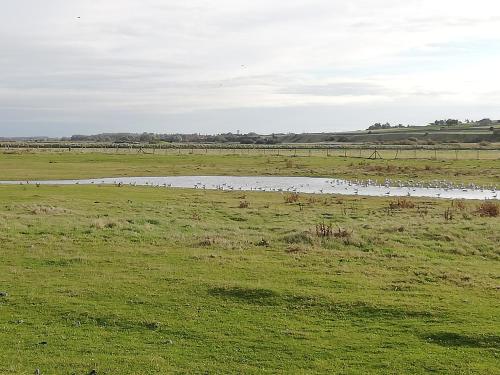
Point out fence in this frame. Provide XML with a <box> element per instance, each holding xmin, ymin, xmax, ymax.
<box><xmin>0</xmin><ymin>143</ymin><xmax>499</xmax><ymax>160</ymax></box>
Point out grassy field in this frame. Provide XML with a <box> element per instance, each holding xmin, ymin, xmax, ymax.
<box><xmin>3</xmin><ymin>145</ymin><xmax>500</xmax><ymax>160</ymax></box>
<box><xmin>0</xmin><ymin>151</ymin><xmax>499</xmax><ymax>185</ymax></box>
<box><xmin>0</xmin><ymin>153</ymin><xmax>499</xmax><ymax>374</ymax></box>
<box><xmin>281</xmin><ymin>122</ymin><xmax>500</xmax><ymax>143</ymax></box>
<box><xmin>0</xmin><ymin>185</ymin><xmax>499</xmax><ymax>374</ymax></box>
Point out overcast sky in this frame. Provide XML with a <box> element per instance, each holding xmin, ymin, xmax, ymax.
<box><xmin>1</xmin><ymin>0</ymin><xmax>500</xmax><ymax>136</ymax></box>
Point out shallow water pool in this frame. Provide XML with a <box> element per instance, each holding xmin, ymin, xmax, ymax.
<box><xmin>0</xmin><ymin>176</ymin><xmax>497</xmax><ymax>200</ymax></box>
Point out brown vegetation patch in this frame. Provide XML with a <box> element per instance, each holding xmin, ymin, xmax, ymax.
<box><xmin>315</xmin><ymin>222</ymin><xmax>352</xmax><ymax>240</ymax></box>
<box><xmin>91</xmin><ymin>218</ymin><xmax>119</xmax><ymax>229</ymax></box>
<box><xmin>27</xmin><ymin>204</ymin><xmax>69</xmax><ymax>215</ymax></box>
<box><xmin>452</xmin><ymin>200</ymin><xmax>467</xmax><ymax>210</ymax></box>
<box><xmin>284</xmin><ymin>193</ymin><xmax>300</xmax><ymax>204</ymax></box>
<box><xmin>239</xmin><ymin>200</ymin><xmax>250</xmax><ymax>208</ymax></box>
<box><xmin>476</xmin><ymin>201</ymin><xmax>499</xmax><ymax>217</ymax></box>
<box><xmin>389</xmin><ymin>198</ymin><xmax>415</xmax><ymax>209</ymax></box>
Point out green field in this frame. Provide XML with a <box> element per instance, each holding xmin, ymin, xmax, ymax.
<box><xmin>279</xmin><ymin>121</ymin><xmax>500</xmax><ymax>143</ymax></box>
<box><xmin>0</xmin><ymin>153</ymin><xmax>499</xmax><ymax>374</ymax></box>
<box><xmin>0</xmin><ymin>151</ymin><xmax>499</xmax><ymax>186</ymax></box>
<box><xmin>4</xmin><ymin>119</ymin><xmax>498</xmax><ymax>145</ymax></box>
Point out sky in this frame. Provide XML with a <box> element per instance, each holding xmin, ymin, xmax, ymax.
<box><xmin>1</xmin><ymin>0</ymin><xmax>500</xmax><ymax>136</ymax></box>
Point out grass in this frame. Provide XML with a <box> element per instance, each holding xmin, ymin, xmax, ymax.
<box><xmin>0</xmin><ymin>151</ymin><xmax>499</xmax><ymax>185</ymax></box>
<box><xmin>0</xmin><ymin>184</ymin><xmax>499</xmax><ymax>374</ymax></box>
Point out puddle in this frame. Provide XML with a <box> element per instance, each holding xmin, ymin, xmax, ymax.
<box><xmin>1</xmin><ymin>176</ymin><xmax>498</xmax><ymax>200</ymax></box>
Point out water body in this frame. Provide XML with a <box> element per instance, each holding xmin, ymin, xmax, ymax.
<box><xmin>1</xmin><ymin>176</ymin><xmax>497</xmax><ymax>200</ymax></box>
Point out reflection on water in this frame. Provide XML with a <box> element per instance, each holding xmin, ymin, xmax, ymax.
<box><xmin>0</xmin><ymin>176</ymin><xmax>498</xmax><ymax>200</ymax></box>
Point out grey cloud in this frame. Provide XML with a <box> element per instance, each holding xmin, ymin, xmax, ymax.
<box><xmin>283</xmin><ymin>82</ymin><xmax>391</xmax><ymax>97</ymax></box>
<box><xmin>213</xmin><ymin>2</ymin><xmax>342</xmax><ymax>31</ymax></box>
<box><xmin>350</xmin><ymin>15</ymin><xmax>500</xmax><ymax>34</ymax></box>
<box><xmin>1</xmin><ymin>0</ymin><xmax>499</xmax><ymax>136</ymax></box>
<box><xmin>2</xmin><ymin>101</ymin><xmax>499</xmax><ymax>137</ymax></box>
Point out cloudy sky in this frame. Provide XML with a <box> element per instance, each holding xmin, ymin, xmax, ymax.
<box><xmin>1</xmin><ymin>0</ymin><xmax>500</xmax><ymax>136</ymax></box>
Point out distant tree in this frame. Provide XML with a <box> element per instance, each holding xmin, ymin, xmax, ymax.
<box><xmin>433</xmin><ymin>119</ymin><xmax>459</xmax><ymax>126</ymax></box>
<box><xmin>367</xmin><ymin>122</ymin><xmax>393</xmax><ymax>130</ymax></box>
<box><xmin>368</xmin><ymin>123</ymin><xmax>382</xmax><ymax>130</ymax></box>
<box><xmin>239</xmin><ymin>137</ymin><xmax>255</xmax><ymax>144</ymax></box>
<box><xmin>445</xmin><ymin>119</ymin><xmax>459</xmax><ymax>126</ymax></box>
<box><xmin>477</xmin><ymin>118</ymin><xmax>493</xmax><ymax>125</ymax></box>
<box><xmin>139</xmin><ymin>132</ymin><xmax>155</xmax><ymax>142</ymax></box>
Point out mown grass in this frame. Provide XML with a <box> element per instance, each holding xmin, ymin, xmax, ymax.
<box><xmin>0</xmin><ymin>185</ymin><xmax>498</xmax><ymax>374</ymax></box>
<box><xmin>0</xmin><ymin>151</ymin><xmax>499</xmax><ymax>185</ymax></box>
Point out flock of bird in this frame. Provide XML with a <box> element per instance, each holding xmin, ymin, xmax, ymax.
<box><xmin>107</xmin><ymin>178</ymin><xmax>498</xmax><ymax>199</ymax></box>
<box><xmin>14</xmin><ymin>177</ymin><xmax>498</xmax><ymax>199</ymax></box>
<box><xmin>135</xmin><ymin>178</ymin><xmax>498</xmax><ymax>199</ymax></box>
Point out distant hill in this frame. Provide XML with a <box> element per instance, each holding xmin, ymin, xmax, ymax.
<box><xmin>282</xmin><ymin>120</ymin><xmax>500</xmax><ymax>144</ymax></box>
<box><xmin>2</xmin><ymin>119</ymin><xmax>499</xmax><ymax>145</ymax></box>
<box><xmin>64</xmin><ymin>120</ymin><xmax>500</xmax><ymax>145</ymax></box>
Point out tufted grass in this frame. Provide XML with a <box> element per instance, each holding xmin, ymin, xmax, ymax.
<box><xmin>0</xmin><ymin>184</ymin><xmax>498</xmax><ymax>374</ymax></box>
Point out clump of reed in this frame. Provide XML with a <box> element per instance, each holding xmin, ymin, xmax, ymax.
<box><xmin>315</xmin><ymin>222</ymin><xmax>352</xmax><ymax>240</ymax></box>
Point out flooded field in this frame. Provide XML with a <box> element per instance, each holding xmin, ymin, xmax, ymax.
<box><xmin>1</xmin><ymin>176</ymin><xmax>497</xmax><ymax>200</ymax></box>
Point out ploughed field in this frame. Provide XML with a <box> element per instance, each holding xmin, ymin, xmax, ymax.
<box><xmin>0</xmin><ymin>184</ymin><xmax>498</xmax><ymax>374</ymax></box>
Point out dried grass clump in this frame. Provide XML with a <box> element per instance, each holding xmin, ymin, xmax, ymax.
<box><xmin>476</xmin><ymin>201</ymin><xmax>499</xmax><ymax>217</ymax></box>
<box><xmin>315</xmin><ymin>222</ymin><xmax>333</xmax><ymax>237</ymax></box>
<box><xmin>199</xmin><ymin>237</ymin><xmax>218</xmax><ymax>246</ymax></box>
<box><xmin>239</xmin><ymin>200</ymin><xmax>250</xmax><ymax>208</ymax></box>
<box><xmin>28</xmin><ymin>205</ymin><xmax>68</xmax><ymax>215</ymax></box>
<box><xmin>333</xmin><ymin>228</ymin><xmax>352</xmax><ymax>239</ymax></box>
<box><xmin>284</xmin><ymin>193</ymin><xmax>300</xmax><ymax>204</ymax></box>
<box><xmin>91</xmin><ymin>218</ymin><xmax>119</xmax><ymax>229</ymax></box>
<box><xmin>255</xmin><ymin>238</ymin><xmax>270</xmax><ymax>247</ymax></box>
<box><xmin>315</xmin><ymin>222</ymin><xmax>352</xmax><ymax>240</ymax></box>
<box><xmin>452</xmin><ymin>200</ymin><xmax>467</xmax><ymax>210</ymax></box>
<box><xmin>389</xmin><ymin>198</ymin><xmax>415</xmax><ymax>209</ymax></box>
<box><xmin>198</xmin><ymin>235</ymin><xmax>231</xmax><ymax>247</ymax></box>
<box><xmin>306</xmin><ymin>196</ymin><xmax>320</xmax><ymax>204</ymax></box>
